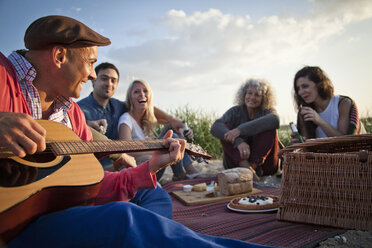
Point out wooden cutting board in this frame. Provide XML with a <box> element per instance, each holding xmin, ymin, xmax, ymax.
<box><xmin>172</xmin><ymin>188</ymin><xmax>262</xmax><ymax>206</ymax></box>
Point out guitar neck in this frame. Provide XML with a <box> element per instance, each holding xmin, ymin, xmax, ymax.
<box><xmin>49</xmin><ymin>139</ymin><xmax>166</xmax><ymax>156</ymax></box>
<box><xmin>0</xmin><ymin>139</ymin><xmax>211</xmax><ymax>160</ymax></box>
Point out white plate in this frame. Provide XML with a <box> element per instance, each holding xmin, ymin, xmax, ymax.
<box><xmin>227</xmin><ymin>203</ymin><xmax>278</xmax><ymax>213</ymax></box>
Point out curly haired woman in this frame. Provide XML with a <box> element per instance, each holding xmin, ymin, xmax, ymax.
<box><xmin>210</xmin><ymin>78</ymin><xmax>280</xmax><ymax>179</ymax></box>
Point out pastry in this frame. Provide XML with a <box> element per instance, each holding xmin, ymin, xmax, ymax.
<box><xmin>229</xmin><ymin>195</ymin><xmax>279</xmax><ymax>210</ymax></box>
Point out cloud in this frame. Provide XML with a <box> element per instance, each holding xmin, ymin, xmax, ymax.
<box><xmin>101</xmin><ymin>1</ymin><xmax>372</xmax><ymax>119</ymax></box>
<box><xmin>312</xmin><ymin>0</ymin><xmax>372</xmax><ymax>23</ymax></box>
<box><xmin>71</xmin><ymin>7</ymin><xmax>82</xmax><ymax>12</ymax></box>
<box><xmin>347</xmin><ymin>36</ymin><xmax>361</xmax><ymax>43</ymax></box>
<box><xmin>112</xmin><ymin>3</ymin><xmax>368</xmax><ymax>78</ymax></box>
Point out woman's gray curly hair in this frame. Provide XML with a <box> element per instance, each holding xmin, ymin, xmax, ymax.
<box><xmin>234</xmin><ymin>78</ymin><xmax>276</xmax><ymax>110</ymax></box>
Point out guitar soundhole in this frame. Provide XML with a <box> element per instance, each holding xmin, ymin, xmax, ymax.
<box><xmin>23</xmin><ymin>152</ymin><xmax>57</xmax><ymax>163</ymax></box>
<box><xmin>0</xmin><ymin>155</ymin><xmax>70</xmax><ymax>187</ymax></box>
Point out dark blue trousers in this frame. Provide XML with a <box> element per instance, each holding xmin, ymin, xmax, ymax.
<box><xmin>130</xmin><ymin>184</ymin><xmax>173</xmax><ymax>219</ymax></box>
<box><xmin>8</xmin><ymin>201</ymin><xmax>272</xmax><ymax>248</ymax></box>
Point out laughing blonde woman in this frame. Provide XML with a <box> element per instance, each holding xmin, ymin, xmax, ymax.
<box><xmin>117</xmin><ymin>79</ymin><xmax>201</xmax><ymax>181</ymax></box>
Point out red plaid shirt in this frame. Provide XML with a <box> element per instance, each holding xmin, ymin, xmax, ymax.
<box><xmin>8</xmin><ymin>51</ymin><xmax>72</xmax><ymax>128</ymax></box>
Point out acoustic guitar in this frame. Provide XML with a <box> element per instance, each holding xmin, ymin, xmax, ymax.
<box><xmin>0</xmin><ymin>120</ymin><xmax>211</xmax><ymax>243</ymax></box>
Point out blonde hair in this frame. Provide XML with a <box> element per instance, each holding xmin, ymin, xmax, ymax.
<box><xmin>234</xmin><ymin>78</ymin><xmax>276</xmax><ymax>111</ymax></box>
<box><xmin>125</xmin><ymin>80</ymin><xmax>157</xmax><ymax>137</ymax></box>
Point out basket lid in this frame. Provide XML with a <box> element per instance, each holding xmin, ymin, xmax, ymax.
<box><xmin>278</xmin><ymin>134</ymin><xmax>372</xmax><ymax>157</ymax></box>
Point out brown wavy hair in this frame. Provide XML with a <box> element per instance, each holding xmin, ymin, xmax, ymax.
<box><xmin>293</xmin><ymin>66</ymin><xmax>334</xmax><ymax>110</ymax></box>
<box><xmin>293</xmin><ymin>66</ymin><xmax>334</xmax><ymax>138</ymax></box>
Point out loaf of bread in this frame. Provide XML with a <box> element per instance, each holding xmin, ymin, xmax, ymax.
<box><xmin>218</xmin><ymin>168</ymin><xmax>253</xmax><ymax>196</ymax></box>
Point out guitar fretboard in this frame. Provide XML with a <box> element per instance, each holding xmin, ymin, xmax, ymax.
<box><xmin>49</xmin><ymin>140</ymin><xmax>166</xmax><ymax>155</ymax></box>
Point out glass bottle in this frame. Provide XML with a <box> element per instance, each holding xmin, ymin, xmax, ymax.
<box><xmin>289</xmin><ymin>122</ymin><xmax>304</xmax><ymax>143</ymax></box>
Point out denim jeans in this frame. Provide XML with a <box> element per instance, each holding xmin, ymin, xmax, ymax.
<box><xmin>130</xmin><ymin>183</ymin><xmax>172</xmax><ymax>219</ymax></box>
<box><xmin>156</xmin><ymin>131</ymin><xmax>193</xmax><ymax>180</ymax></box>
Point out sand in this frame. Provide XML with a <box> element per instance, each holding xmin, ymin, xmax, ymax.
<box><xmin>160</xmin><ymin>159</ymin><xmax>372</xmax><ymax>247</ymax></box>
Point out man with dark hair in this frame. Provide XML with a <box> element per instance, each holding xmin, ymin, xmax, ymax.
<box><xmin>79</xmin><ymin>62</ymin><xmax>124</xmax><ymax>141</ymax></box>
<box><xmin>78</xmin><ymin>62</ymin><xmax>130</xmax><ymax>169</ymax></box>
<box><xmin>0</xmin><ymin>15</ymin><xmax>270</xmax><ymax>248</ymax></box>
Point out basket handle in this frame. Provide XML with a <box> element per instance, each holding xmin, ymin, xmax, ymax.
<box><xmin>358</xmin><ymin>150</ymin><xmax>369</xmax><ymax>162</ymax></box>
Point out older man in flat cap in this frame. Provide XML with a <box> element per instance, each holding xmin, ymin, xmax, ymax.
<box><xmin>0</xmin><ymin>15</ymin><xmax>269</xmax><ymax>248</ymax></box>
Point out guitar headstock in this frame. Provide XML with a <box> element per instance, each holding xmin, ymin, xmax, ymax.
<box><xmin>185</xmin><ymin>143</ymin><xmax>212</xmax><ymax>161</ymax></box>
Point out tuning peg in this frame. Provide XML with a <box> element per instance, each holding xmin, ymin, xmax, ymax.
<box><xmin>190</xmin><ymin>155</ymin><xmax>196</xmax><ymax>160</ymax></box>
<box><xmin>197</xmin><ymin>157</ymin><xmax>204</xmax><ymax>163</ymax></box>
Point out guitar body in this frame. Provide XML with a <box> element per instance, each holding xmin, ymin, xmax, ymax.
<box><xmin>0</xmin><ymin>120</ymin><xmax>104</xmax><ymax>243</ymax></box>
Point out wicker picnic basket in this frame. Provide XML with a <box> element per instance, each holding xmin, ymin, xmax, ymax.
<box><xmin>277</xmin><ymin>134</ymin><xmax>372</xmax><ymax>230</ymax></box>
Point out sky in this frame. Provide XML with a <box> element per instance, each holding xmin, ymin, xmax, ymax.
<box><xmin>1</xmin><ymin>0</ymin><xmax>372</xmax><ymax>124</ymax></box>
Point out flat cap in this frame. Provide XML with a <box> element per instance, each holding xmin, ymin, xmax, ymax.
<box><xmin>24</xmin><ymin>15</ymin><xmax>111</xmax><ymax>49</ymax></box>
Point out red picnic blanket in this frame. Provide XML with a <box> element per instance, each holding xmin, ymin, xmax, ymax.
<box><xmin>163</xmin><ymin>177</ymin><xmax>344</xmax><ymax>248</ymax></box>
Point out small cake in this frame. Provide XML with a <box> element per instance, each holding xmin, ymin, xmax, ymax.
<box><xmin>218</xmin><ymin>167</ymin><xmax>253</xmax><ymax>196</ymax></box>
<box><xmin>229</xmin><ymin>195</ymin><xmax>279</xmax><ymax>210</ymax></box>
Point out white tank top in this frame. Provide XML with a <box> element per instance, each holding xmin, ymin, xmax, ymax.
<box><xmin>316</xmin><ymin>95</ymin><xmax>339</xmax><ymax>138</ymax></box>
<box><xmin>117</xmin><ymin>112</ymin><xmax>146</xmax><ymax>140</ymax></box>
